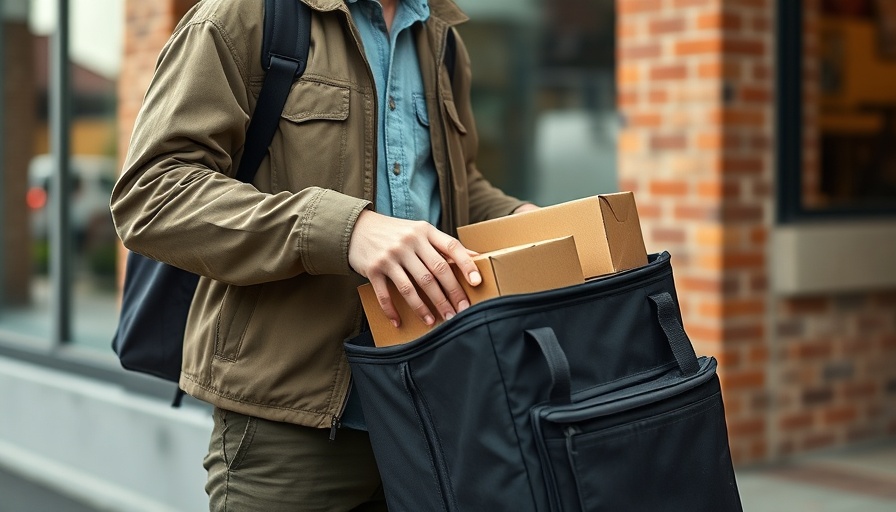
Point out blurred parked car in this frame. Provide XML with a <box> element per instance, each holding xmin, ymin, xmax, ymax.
<box><xmin>27</xmin><ymin>154</ymin><xmax>117</xmax><ymax>253</ymax></box>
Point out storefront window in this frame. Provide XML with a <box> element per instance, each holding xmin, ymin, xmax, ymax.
<box><xmin>779</xmin><ymin>0</ymin><xmax>896</xmax><ymax>220</ymax></box>
<box><xmin>0</xmin><ymin>0</ymin><xmax>121</xmax><ymax>351</ymax></box>
<box><xmin>815</xmin><ymin>0</ymin><xmax>896</xmax><ymax>210</ymax></box>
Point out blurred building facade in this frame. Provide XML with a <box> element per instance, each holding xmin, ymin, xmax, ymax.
<box><xmin>0</xmin><ymin>0</ymin><xmax>894</xmax><ymax>510</ymax></box>
<box><xmin>617</xmin><ymin>0</ymin><xmax>896</xmax><ymax>463</ymax></box>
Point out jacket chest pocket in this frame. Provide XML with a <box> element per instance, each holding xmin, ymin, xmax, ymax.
<box><xmin>270</xmin><ymin>80</ymin><xmax>351</xmax><ymax>193</ymax></box>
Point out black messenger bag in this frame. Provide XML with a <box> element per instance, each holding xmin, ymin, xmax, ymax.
<box><xmin>344</xmin><ymin>252</ymin><xmax>742</xmax><ymax>512</ymax></box>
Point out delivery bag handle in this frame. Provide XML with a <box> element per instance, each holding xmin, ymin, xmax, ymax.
<box><xmin>525</xmin><ymin>327</ymin><xmax>572</xmax><ymax>405</ymax></box>
<box><xmin>648</xmin><ymin>292</ymin><xmax>700</xmax><ymax>376</ymax></box>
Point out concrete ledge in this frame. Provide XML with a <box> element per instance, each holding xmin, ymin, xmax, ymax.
<box><xmin>772</xmin><ymin>220</ymin><xmax>896</xmax><ymax>296</ymax></box>
<box><xmin>0</xmin><ymin>356</ymin><xmax>212</xmax><ymax>512</ymax></box>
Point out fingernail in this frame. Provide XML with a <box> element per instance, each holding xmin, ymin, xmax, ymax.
<box><xmin>470</xmin><ymin>271</ymin><xmax>482</xmax><ymax>286</ymax></box>
<box><xmin>391</xmin><ymin>319</ymin><xmax>399</xmax><ymax>328</ymax></box>
<box><xmin>445</xmin><ymin>312</ymin><xmax>455</xmax><ymax>321</ymax></box>
<box><xmin>424</xmin><ymin>315</ymin><xmax>435</xmax><ymax>326</ymax></box>
<box><xmin>458</xmin><ymin>300</ymin><xmax>470</xmax><ymax>312</ymax></box>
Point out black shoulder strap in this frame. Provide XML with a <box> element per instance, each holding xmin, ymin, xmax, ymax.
<box><xmin>235</xmin><ymin>0</ymin><xmax>312</xmax><ymax>184</ymax></box>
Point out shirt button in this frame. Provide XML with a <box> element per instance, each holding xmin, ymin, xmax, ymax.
<box><xmin>393</xmin><ymin>162</ymin><xmax>401</xmax><ymax>175</ymax></box>
<box><xmin>388</xmin><ymin>96</ymin><xmax>396</xmax><ymax>111</ymax></box>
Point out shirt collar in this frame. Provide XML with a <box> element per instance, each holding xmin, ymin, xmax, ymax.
<box><xmin>344</xmin><ymin>0</ymin><xmax>431</xmax><ymax>22</ymax></box>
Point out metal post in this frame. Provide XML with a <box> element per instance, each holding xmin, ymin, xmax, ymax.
<box><xmin>50</xmin><ymin>0</ymin><xmax>72</xmax><ymax>344</ymax></box>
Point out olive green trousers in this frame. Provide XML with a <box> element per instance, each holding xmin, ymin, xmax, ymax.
<box><xmin>204</xmin><ymin>407</ymin><xmax>387</xmax><ymax>511</ymax></box>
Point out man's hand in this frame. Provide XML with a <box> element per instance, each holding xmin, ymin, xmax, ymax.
<box><xmin>348</xmin><ymin>210</ymin><xmax>480</xmax><ymax>328</ymax></box>
<box><xmin>513</xmin><ymin>203</ymin><xmax>539</xmax><ymax>214</ymax></box>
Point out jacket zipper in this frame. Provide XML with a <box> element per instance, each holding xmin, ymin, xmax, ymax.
<box><xmin>332</xmin><ymin>295</ymin><xmax>373</xmax><ymax>441</ymax></box>
<box><xmin>329</xmin><ymin>375</ymin><xmax>352</xmax><ymax>441</ymax></box>
<box><xmin>327</xmin><ymin>8</ymin><xmax>376</xmax><ymax>442</ymax></box>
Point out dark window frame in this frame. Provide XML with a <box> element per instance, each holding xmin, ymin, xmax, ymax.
<box><xmin>776</xmin><ymin>1</ymin><xmax>896</xmax><ymax>224</ymax></box>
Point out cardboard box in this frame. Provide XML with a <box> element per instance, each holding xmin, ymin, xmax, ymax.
<box><xmin>358</xmin><ymin>236</ymin><xmax>584</xmax><ymax>347</ymax></box>
<box><xmin>457</xmin><ymin>192</ymin><xmax>648</xmax><ymax>279</ymax></box>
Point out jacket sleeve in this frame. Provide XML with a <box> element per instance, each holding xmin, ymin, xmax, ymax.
<box><xmin>111</xmin><ymin>19</ymin><xmax>370</xmax><ymax>286</ymax></box>
<box><xmin>450</xmin><ymin>29</ymin><xmax>527</xmax><ymax>224</ymax></box>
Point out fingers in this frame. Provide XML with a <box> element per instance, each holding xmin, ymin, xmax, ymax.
<box><xmin>403</xmin><ymin>257</ymin><xmax>453</xmax><ymax>324</ymax></box>
<box><xmin>429</xmin><ymin>231</ymin><xmax>481</xmax><ymax>289</ymax></box>
<box><xmin>368</xmin><ymin>275</ymin><xmax>401</xmax><ymax>328</ymax></box>
<box><xmin>416</xmin><ymin>245</ymin><xmax>468</xmax><ymax>319</ymax></box>
<box><xmin>367</xmin><ymin>255</ymin><xmax>446</xmax><ymax>329</ymax></box>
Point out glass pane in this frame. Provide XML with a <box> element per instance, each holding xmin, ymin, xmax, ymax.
<box><xmin>812</xmin><ymin>0</ymin><xmax>896</xmax><ymax>210</ymax></box>
<box><xmin>534</xmin><ymin>0</ymin><xmax>616</xmax><ymax>205</ymax></box>
<box><xmin>69</xmin><ymin>0</ymin><xmax>121</xmax><ymax>350</ymax></box>
<box><xmin>455</xmin><ymin>0</ymin><xmax>617</xmax><ymax>205</ymax></box>
<box><xmin>0</xmin><ymin>0</ymin><xmax>51</xmax><ymax>342</ymax></box>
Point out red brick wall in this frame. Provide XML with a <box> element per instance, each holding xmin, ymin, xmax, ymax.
<box><xmin>617</xmin><ymin>0</ymin><xmax>774</xmax><ymax>463</ymax></box>
<box><xmin>774</xmin><ymin>293</ymin><xmax>896</xmax><ymax>455</ymax></box>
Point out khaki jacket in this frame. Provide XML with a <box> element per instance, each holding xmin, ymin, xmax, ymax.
<box><xmin>111</xmin><ymin>0</ymin><xmax>524</xmax><ymax>428</ymax></box>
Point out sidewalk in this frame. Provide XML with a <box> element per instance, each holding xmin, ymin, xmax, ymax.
<box><xmin>0</xmin><ymin>466</ymin><xmax>101</xmax><ymax>512</ymax></box>
<box><xmin>1</xmin><ymin>438</ymin><xmax>894</xmax><ymax>511</ymax></box>
<box><xmin>737</xmin><ymin>439</ymin><xmax>896</xmax><ymax>511</ymax></box>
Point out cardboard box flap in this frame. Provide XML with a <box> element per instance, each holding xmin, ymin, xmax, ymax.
<box><xmin>599</xmin><ymin>192</ymin><xmax>637</xmax><ymax>223</ymax></box>
<box><xmin>599</xmin><ymin>192</ymin><xmax>648</xmax><ymax>271</ymax></box>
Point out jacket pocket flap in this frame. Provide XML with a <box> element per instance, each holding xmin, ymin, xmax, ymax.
<box><xmin>442</xmin><ymin>99</ymin><xmax>467</xmax><ymax>134</ymax></box>
<box><xmin>281</xmin><ymin>81</ymin><xmax>350</xmax><ymax>123</ymax></box>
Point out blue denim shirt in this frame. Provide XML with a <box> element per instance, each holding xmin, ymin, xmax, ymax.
<box><xmin>342</xmin><ymin>0</ymin><xmax>439</xmax><ymax>431</ymax></box>
<box><xmin>346</xmin><ymin>0</ymin><xmax>441</xmax><ymax>224</ymax></box>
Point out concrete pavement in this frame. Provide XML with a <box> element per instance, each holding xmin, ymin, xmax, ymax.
<box><xmin>0</xmin><ymin>466</ymin><xmax>103</xmax><ymax>512</ymax></box>
<box><xmin>737</xmin><ymin>439</ymin><xmax>896</xmax><ymax>512</ymax></box>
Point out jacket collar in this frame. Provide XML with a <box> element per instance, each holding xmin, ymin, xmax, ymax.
<box><xmin>302</xmin><ymin>0</ymin><xmax>468</xmax><ymax>25</ymax></box>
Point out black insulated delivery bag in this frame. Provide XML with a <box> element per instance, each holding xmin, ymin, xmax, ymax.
<box><xmin>344</xmin><ymin>251</ymin><xmax>743</xmax><ymax>512</ymax></box>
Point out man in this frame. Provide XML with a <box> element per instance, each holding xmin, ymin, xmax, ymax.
<box><xmin>111</xmin><ymin>0</ymin><xmax>535</xmax><ymax>509</ymax></box>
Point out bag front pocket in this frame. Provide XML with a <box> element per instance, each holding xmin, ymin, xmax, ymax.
<box><xmin>533</xmin><ymin>358</ymin><xmax>741</xmax><ymax>512</ymax></box>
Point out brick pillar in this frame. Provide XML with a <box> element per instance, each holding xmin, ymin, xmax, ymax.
<box><xmin>2</xmin><ymin>21</ymin><xmax>36</xmax><ymax>305</ymax></box>
<box><xmin>617</xmin><ymin>0</ymin><xmax>774</xmax><ymax>464</ymax></box>
<box><xmin>116</xmin><ymin>0</ymin><xmax>198</xmax><ymax>290</ymax></box>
